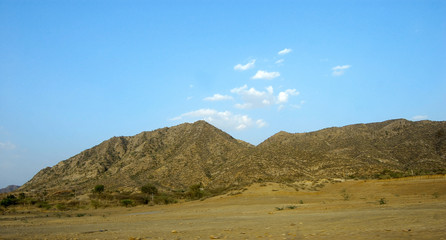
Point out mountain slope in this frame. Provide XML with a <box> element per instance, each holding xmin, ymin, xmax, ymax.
<box><xmin>20</xmin><ymin>119</ymin><xmax>446</xmax><ymax>194</ymax></box>
<box><xmin>21</xmin><ymin>121</ymin><xmax>252</xmax><ymax>193</ymax></box>
<box><xmin>258</xmin><ymin>119</ymin><xmax>446</xmax><ymax>178</ymax></box>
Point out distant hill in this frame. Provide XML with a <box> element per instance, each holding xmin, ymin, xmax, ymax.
<box><xmin>0</xmin><ymin>185</ymin><xmax>20</xmax><ymax>194</ymax></box>
<box><xmin>20</xmin><ymin>119</ymin><xmax>446</xmax><ymax>194</ymax></box>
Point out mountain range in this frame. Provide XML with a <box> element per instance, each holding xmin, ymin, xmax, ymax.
<box><xmin>20</xmin><ymin>119</ymin><xmax>446</xmax><ymax>194</ymax></box>
<box><xmin>0</xmin><ymin>185</ymin><xmax>20</xmax><ymax>194</ymax></box>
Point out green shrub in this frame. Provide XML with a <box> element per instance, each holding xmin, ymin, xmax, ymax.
<box><xmin>141</xmin><ymin>183</ymin><xmax>158</xmax><ymax>195</ymax></box>
<box><xmin>0</xmin><ymin>195</ymin><xmax>18</xmax><ymax>207</ymax></box>
<box><xmin>93</xmin><ymin>185</ymin><xmax>105</xmax><ymax>194</ymax></box>
<box><xmin>141</xmin><ymin>183</ymin><xmax>158</xmax><ymax>203</ymax></box>
<box><xmin>379</xmin><ymin>198</ymin><xmax>387</xmax><ymax>205</ymax></box>
<box><xmin>187</xmin><ymin>183</ymin><xmax>205</xmax><ymax>200</ymax></box>
<box><xmin>120</xmin><ymin>199</ymin><xmax>134</xmax><ymax>207</ymax></box>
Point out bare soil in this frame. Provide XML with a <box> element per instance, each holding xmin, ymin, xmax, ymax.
<box><xmin>1</xmin><ymin>176</ymin><xmax>446</xmax><ymax>239</ymax></box>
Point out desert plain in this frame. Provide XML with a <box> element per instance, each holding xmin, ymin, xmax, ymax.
<box><xmin>1</xmin><ymin>175</ymin><xmax>445</xmax><ymax>240</ymax></box>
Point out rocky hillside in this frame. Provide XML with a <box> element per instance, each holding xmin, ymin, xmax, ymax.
<box><xmin>258</xmin><ymin>119</ymin><xmax>446</xmax><ymax>179</ymax></box>
<box><xmin>20</xmin><ymin>119</ymin><xmax>446</xmax><ymax>194</ymax></box>
<box><xmin>21</xmin><ymin>121</ymin><xmax>253</xmax><ymax>193</ymax></box>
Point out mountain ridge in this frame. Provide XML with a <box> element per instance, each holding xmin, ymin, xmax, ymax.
<box><xmin>20</xmin><ymin>119</ymin><xmax>446</xmax><ymax>194</ymax></box>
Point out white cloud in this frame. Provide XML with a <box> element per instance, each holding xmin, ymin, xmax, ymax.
<box><xmin>266</xmin><ymin>86</ymin><xmax>274</xmax><ymax>94</ymax></box>
<box><xmin>278</xmin><ymin>48</ymin><xmax>292</xmax><ymax>55</ymax></box>
<box><xmin>412</xmin><ymin>115</ymin><xmax>428</xmax><ymax>121</ymax></box>
<box><xmin>275</xmin><ymin>59</ymin><xmax>284</xmax><ymax>64</ymax></box>
<box><xmin>171</xmin><ymin>109</ymin><xmax>266</xmax><ymax>130</ymax></box>
<box><xmin>234</xmin><ymin>59</ymin><xmax>256</xmax><ymax>71</ymax></box>
<box><xmin>252</xmin><ymin>70</ymin><xmax>280</xmax><ymax>80</ymax></box>
<box><xmin>332</xmin><ymin>65</ymin><xmax>351</xmax><ymax>76</ymax></box>
<box><xmin>277</xmin><ymin>89</ymin><xmax>299</xmax><ymax>103</ymax></box>
<box><xmin>204</xmin><ymin>94</ymin><xmax>233</xmax><ymax>101</ymax></box>
<box><xmin>0</xmin><ymin>141</ymin><xmax>16</xmax><ymax>151</ymax></box>
<box><xmin>230</xmin><ymin>84</ymin><xmax>248</xmax><ymax>94</ymax></box>
<box><xmin>231</xmin><ymin>85</ymin><xmax>274</xmax><ymax>109</ymax></box>
<box><xmin>230</xmin><ymin>85</ymin><xmax>300</xmax><ymax>110</ymax></box>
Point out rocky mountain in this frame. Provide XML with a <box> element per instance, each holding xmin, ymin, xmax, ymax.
<box><xmin>257</xmin><ymin>119</ymin><xmax>446</xmax><ymax>179</ymax></box>
<box><xmin>0</xmin><ymin>185</ymin><xmax>20</xmax><ymax>194</ymax></box>
<box><xmin>20</xmin><ymin>119</ymin><xmax>446</xmax><ymax>194</ymax></box>
<box><xmin>21</xmin><ymin>121</ymin><xmax>253</xmax><ymax>193</ymax></box>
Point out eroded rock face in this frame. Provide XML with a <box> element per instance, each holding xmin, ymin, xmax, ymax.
<box><xmin>21</xmin><ymin>119</ymin><xmax>446</xmax><ymax>194</ymax></box>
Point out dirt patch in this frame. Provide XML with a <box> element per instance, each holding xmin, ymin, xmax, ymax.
<box><xmin>1</xmin><ymin>176</ymin><xmax>445</xmax><ymax>239</ymax></box>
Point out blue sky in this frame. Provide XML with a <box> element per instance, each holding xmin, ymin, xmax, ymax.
<box><xmin>1</xmin><ymin>0</ymin><xmax>445</xmax><ymax>187</ymax></box>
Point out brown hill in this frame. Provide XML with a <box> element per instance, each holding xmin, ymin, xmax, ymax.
<box><xmin>22</xmin><ymin>121</ymin><xmax>253</xmax><ymax>193</ymax></box>
<box><xmin>20</xmin><ymin>119</ymin><xmax>446</xmax><ymax>194</ymax></box>
<box><xmin>257</xmin><ymin>119</ymin><xmax>446</xmax><ymax>179</ymax></box>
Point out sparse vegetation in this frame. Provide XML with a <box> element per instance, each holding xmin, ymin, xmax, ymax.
<box><xmin>93</xmin><ymin>185</ymin><xmax>105</xmax><ymax>194</ymax></box>
<box><xmin>0</xmin><ymin>195</ymin><xmax>18</xmax><ymax>207</ymax></box>
<box><xmin>432</xmin><ymin>192</ymin><xmax>440</xmax><ymax>199</ymax></box>
<box><xmin>154</xmin><ymin>194</ymin><xmax>177</xmax><ymax>205</ymax></box>
<box><xmin>36</xmin><ymin>201</ymin><xmax>52</xmax><ymax>210</ymax></box>
<box><xmin>55</xmin><ymin>203</ymin><xmax>68</xmax><ymax>211</ymax></box>
<box><xmin>187</xmin><ymin>183</ymin><xmax>205</xmax><ymax>200</ymax></box>
<box><xmin>379</xmin><ymin>198</ymin><xmax>387</xmax><ymax>205</ymax></box>
<box><xmin>90</xmin><ymin>200</ymin><xmax>101</xmax><ymax>209</ymax></box>
<box><xmin>141</xmin><ymin>183</ymin><xmax>158</xmax><ymax>203</ymax></box>
<box><xmin>120</xmin><ymin>199</ymin><xmax>134</xmax><ymax>207</ymax></box>
<box><xmin>341</xmin><ymin>189</ymin><xmax>351</xmax><ymax>201</ymax></box>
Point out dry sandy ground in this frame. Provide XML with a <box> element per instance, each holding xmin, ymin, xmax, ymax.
<box><xmin>1</xmin><ymin>176</ymin><xmax>446</xmax><ymax>240</ymax></box>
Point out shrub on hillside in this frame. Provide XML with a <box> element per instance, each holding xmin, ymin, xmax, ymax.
<box><xmin>141</xmin><ymin>183</ymin><xmax>158</xmax><ymax>203</ymax></box>
<box><xmin>0</xmin><ymin>195</ymin><xmax>18</xmax><ymax>207</ymax></box>
<box><xmin>187</xmin><ymin>183</ymin><xmax>205</xmax><ymax>200</ymax></box>
<box><xmin>93</xmin><ymin>185</ymin><xmax>105</xmax><ymax>194</ymax></box>
<box><xmin>121</xmin><ymin>199</ymin><xmax>134</xmax><ymax>207</ymax></box>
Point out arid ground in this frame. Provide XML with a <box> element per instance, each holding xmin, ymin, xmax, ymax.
<box><xmin>1</xmin><ymin>176</ymin><xmax>445</xmax><ymax>240</ymax></box>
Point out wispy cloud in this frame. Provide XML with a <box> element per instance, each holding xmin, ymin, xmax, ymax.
<box><xmin>252</xmin><ymin>70</ymin><xmax>280</xmax><ymax>80</ymax></box>
<box><xmin>411</xmin><ymin>115</ymin><xmax>428</xmax><ymax>121</ymax></box>
<box><xmin>278</xmin><ymin>48</ymin><xmax>292</xmax><ymax>55</ymax></box>
<box><xmin>332</xmin><ymin>65</ymin><xmax>351</xmax><ymax>76</ymax></box>
<box><xmin>234</xmin><ymin>59</ymin><xmax>256</xmax><ymax>71</ymax></box>
<box><xmin>204</xmin><ymin>94</ymin><xmax>233</xmax><ymax>101</ymax></box>
<box><xmin>0</xmin><ymin>141</ymin><xmax>16</xmax><ymax>151</ymax></box>
<box><xmin>291</xmin><ymin>100</ymin><xmax>306</xmax><ymax>109</ymax></box>
<box><xmin>171</xmin><ymin>109</ymin><xmax>266</xmax><ymax>130</ymax></box>
<box><xmin>275</xmin><ymin>59</ymin><xmax>284</xmax><ymax>64</ymax></box>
